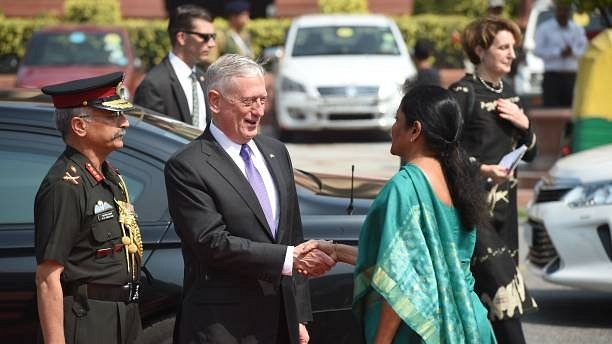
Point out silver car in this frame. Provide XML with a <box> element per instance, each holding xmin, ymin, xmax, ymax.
<box><xmin>526</xmin><ymin>143</ymin><xmax>612</xmax><ymax>292</ymax></box>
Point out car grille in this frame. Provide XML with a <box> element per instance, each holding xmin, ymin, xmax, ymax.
<box><xmin>328</xmin><ymin>113</ymin><xmax>375</xmax><ymax>121</ymax></box>
<box><xmin>534</xmin><ymin>187</ymin><xmax>572</xmax><ymax>203</ymax></box>
<box><xmin>318</xmin><ymin>86</ymin><xmax>378</xmax><ymax>97</ymax></box>
<box><xmin>527</xmin><ymin>218</ymin><xmax>559</xmax><ymax>268</ymax></box>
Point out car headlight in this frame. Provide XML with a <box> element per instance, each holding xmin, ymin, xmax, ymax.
<box><xmin>565</xmin><ymin>182</ymin><xmax>612</xmax><ymax>208</ymax></box>
<box><xmin>280</xmin><ymin>76</ymin><xmax>306</xmax><ymax>93</ymax></box>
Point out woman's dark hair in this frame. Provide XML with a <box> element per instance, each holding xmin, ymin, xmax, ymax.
<box><xmin>400</xmin><ymin>85</ymin><xmax>488</xmax><ymax>230</ymax></box>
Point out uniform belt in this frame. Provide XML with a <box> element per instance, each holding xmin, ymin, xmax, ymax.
<box><xmin>63</xmin><ymin>282</ymin><xmax>141</xmax><ymax>303</ymax></box>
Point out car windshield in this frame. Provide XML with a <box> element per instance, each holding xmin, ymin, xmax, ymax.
<box><xmin>129</xmin><ymin>108</ymin><xmax>202</xmax><ymax>142</ymax></box>
<box><xmin>292</xmin><ymin>25</ymin><xmax>400</xmax><ymax>57</ymax></box>
<box><xmin>294</xmin><ymin>169</ymin><xmax>385</xmax><ymax>199</ymax></box>
<box><xmin>23</xmin><ymin>31</ymin><xmax>128</xmax><ymax>67</ymax></box>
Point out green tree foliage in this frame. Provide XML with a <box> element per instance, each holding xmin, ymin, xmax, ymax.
<box><xmin>317</xmin><ymin>0</ymin><xmax>369</xmax><ymax>14</ymax></box>
<box><xmin>413</xmin><ymin>0</ymin><xmax>520</xmax><ymax>18</ymax></box>
<box><xmin>64</xmin><ymin>0</ymin><xmax>121</xmax><ymax>24</ymax></box>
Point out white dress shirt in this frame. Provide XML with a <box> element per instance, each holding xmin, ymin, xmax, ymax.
<box><xmin>209</xmin><ymin>123</ymin><xmax>294</xmax><ymax>275</ymax></box>
<box><xmin>168</xmin><ymin>52</ymin><xmax>207</xmax><ymax>129</ymax></box>
<box><xmin>533</xmin><ymin>18</ymin><xmax>588</xmax><ymax>72</ymax></box>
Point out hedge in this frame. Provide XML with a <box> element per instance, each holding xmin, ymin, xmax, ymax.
<box><xmin>0</xmin><ymin>14</ymin><xmax>470</xmax><ymax>70</ymax></box>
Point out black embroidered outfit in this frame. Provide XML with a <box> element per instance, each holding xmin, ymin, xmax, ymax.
<box><xmin>450</xmin><ymin>74</ymin><xmax>538</xmax><ymax>327</ymax></box>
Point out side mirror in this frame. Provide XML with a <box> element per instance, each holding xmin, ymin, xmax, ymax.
<box><xmin>133</xmin><ymin>56</ymin><xmax>143</xmax><ymax>70</ymax></box>
<box><xmin>0</xmin><ymin>53</ymin><xmax>19</xmax><ymax>74</ymax></box>
<box><xmin>260</xmin><ymin>46</ymin><xmax>284</xmax><ymax>74</ymax></box>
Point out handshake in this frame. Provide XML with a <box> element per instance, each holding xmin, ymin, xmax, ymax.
<box><xmin>292</xmin><ymin>240</ymin><xmax>357</xmax><ymax>277</ymax></box>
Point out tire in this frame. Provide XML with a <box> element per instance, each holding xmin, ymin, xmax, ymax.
<box><xmin>140</xmin><ymin>316</ymin><xmax>175</xmax><ymax>344</ymax></box>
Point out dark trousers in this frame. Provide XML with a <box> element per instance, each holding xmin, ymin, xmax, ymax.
<box><xmin>542</xmin><ymin>71</ymin><xmax>577</xmax><ymax>108</ymax></box>
<box><xmin>37</xmin><ymin>296</ymin><xmax>142</xmax><ymax>344</ymax></box>
<box><xmin>492</xmin><ymin>317</ymin><xmax>526</xmax><ymax>344</ymax></box>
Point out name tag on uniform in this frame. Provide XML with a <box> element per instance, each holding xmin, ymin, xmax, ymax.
<box><xmin>97</xmin><ymin>210</ymin><xmax>114</xmax><ymax>221</ymax></box>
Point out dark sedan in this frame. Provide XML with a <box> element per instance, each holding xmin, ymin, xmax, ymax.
<box><xmin>0</xmin><ymin>101</ymin><xmax>384</xmax><ymax>343</ymax></box>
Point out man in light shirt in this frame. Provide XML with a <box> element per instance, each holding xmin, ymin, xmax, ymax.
<box><xmin>134</xmin><ymin>4</ymin><xmax>215</xmax><ymax>129</ymax></box>
<box><xmin>534</xmin><ymin>0</ymin><xmax>588</xmax><ymax>107</ymax></box>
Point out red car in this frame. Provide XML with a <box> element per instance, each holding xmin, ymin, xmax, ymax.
<box><xmin>15</xmin><ymin>24</ymin><xmax>144</xmax><ymax>98</ymax></box>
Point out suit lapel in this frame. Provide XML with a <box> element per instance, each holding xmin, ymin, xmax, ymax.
<box><xmin>163</xmin><ymin>58</ymin><xmax>191</xmax><ymax>124</ymax></box>
<box><xmin>200</xmin><ymin>132</ymin><xmax>275</xmax><ymax>241</ymax></box>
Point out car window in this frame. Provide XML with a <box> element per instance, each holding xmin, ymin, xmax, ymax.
<box><xmin>107</xmin><ymin>149</ymin><xmax>168</xmax><ymax>222</ymax></box>
<box><xmin>292</xmin><ymin>26</ymin><xmax>400</xmax><ymax>57</ymax></box>
<box><xmin>0</xmin><ymin>132</ymin><xmax>62</xmax><ymax>224</ymax></box>
<box><xmin>0</xmin><ymin>128</ymin><xmax>166</xmax><ymax>224</ymax></box>
<box><xmin>23</xmin><ymin>31</ymin><xmax>128</xmax><ymax>67</ymax></box>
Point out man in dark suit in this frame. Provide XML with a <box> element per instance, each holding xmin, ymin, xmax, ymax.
<box><xmin>134</xmin><ymin>4</ymin><xmax>214</xmax><ymax>129</ymax></box>
<box><xmin>164</xmin><ymin>54</ymin><xmax>334</xmax><ymax>343</ymax></box>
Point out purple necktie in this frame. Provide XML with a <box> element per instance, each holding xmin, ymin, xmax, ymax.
<box><xmin>240</xmin><ymin>144</ymin><xmax>276</xmax><ymax>237</ymax></box>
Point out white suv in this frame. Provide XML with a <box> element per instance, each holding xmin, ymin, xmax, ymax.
<box><xmin>273</xmin><ymin>14</ymin><xmax>416</xmax><ymax>139</ymax></box>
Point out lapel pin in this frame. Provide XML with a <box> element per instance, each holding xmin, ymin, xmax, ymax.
<box><xmin>269</xmin><ymin>154</ymin><xmax>275</xmax><ymax>158</ymax></box>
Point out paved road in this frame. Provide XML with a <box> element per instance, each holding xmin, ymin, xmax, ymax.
<box><xmin>284</xmin><ymin>137</ymin><xmax>612</xmax><ymax>344</ymax></box>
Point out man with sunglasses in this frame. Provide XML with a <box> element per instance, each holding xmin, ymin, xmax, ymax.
<box><xmin>35</xmin><ymin>72</ymin><xmax>143</xmax><ymax>344</ymax></box>
<box><xmin>134</xmin><ymin>4</ymin><xmax>215</xmax><ymax>130</ymax></box>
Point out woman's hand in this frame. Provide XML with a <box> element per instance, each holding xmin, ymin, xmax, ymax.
<box><xmin>480</xmin><ymin>163</ymin><xmax>510</xmax><ymax>185</ymax></box>
<box><xmin>496</xmin><ymin>98</ymin><xmax>529</xmax><ymax>131</ymax></box>
<box><xmin>294</xmin><ymin>240</ymin><xmax>336</xmax><ymax>276</ymax></box>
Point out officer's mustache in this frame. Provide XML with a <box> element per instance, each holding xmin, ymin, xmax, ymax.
<box><xmin>112</xmin><ymin>129</ymin><xmax>127</xmax><ymax>140</ymax></box>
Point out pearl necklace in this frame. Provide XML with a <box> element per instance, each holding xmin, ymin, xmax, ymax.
<box><xmin>476</xmin><ymin>75</ymin><xmax>503</xmax><ymax>94</ymax></box>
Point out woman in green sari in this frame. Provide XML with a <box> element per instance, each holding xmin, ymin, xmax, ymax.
<box><xmin>298</xmin><ymin>86</ymin><xmax>497</xmax><ymax>343</ymax></box>
<box><xmin>353</xmin><ymin>85</ymin><xmax>496</xmax><ymax>343</ymax></box>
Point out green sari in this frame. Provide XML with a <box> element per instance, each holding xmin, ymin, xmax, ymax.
<box><xmin>353</xmin><ymin>164</ymin><xmax>495</xmax><ymax>344</ymax></box>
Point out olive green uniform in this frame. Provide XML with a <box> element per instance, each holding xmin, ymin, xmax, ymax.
<box><xmin>35</xmin><ymin>146</ymin><xmax>142</xmax><ymax>344</ymax></box>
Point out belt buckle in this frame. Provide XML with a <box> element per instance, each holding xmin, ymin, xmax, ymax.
<box><xmin>127</xmin><ymin>282</ymin><xmax>140</xmax><ymax>303</ymax></box>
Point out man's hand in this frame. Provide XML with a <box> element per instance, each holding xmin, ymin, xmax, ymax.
<box><xmin>294</xmin><ymin>240</ymin><xmax>336</xmax><ymax>276</ymax></box>
<box><xmin>561</xmin><ymin>45</ymin><xmax>573</xmax><ymax>58</ymax></box>
<box><xmin>299</xmin><ymin>323</ymin><xmax>310</xmax><ymax>344</ymax></box>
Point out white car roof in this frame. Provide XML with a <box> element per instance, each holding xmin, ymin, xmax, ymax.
<box><xmin>291</xmin><ymin>14</ymin><xmax>396</xmax><ymax>27</ymax></box>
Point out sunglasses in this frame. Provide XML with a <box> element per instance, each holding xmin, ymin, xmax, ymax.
<box><xmin>183</xmin><ymin>31</ymin><xmax>217</xmax><ymax>43</ymax></box>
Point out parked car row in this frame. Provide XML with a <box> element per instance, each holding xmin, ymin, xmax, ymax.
<box><xmin>0</xmin><ymin>100</ymin><xmax>386</xmax><ymax>343</ymax></box>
